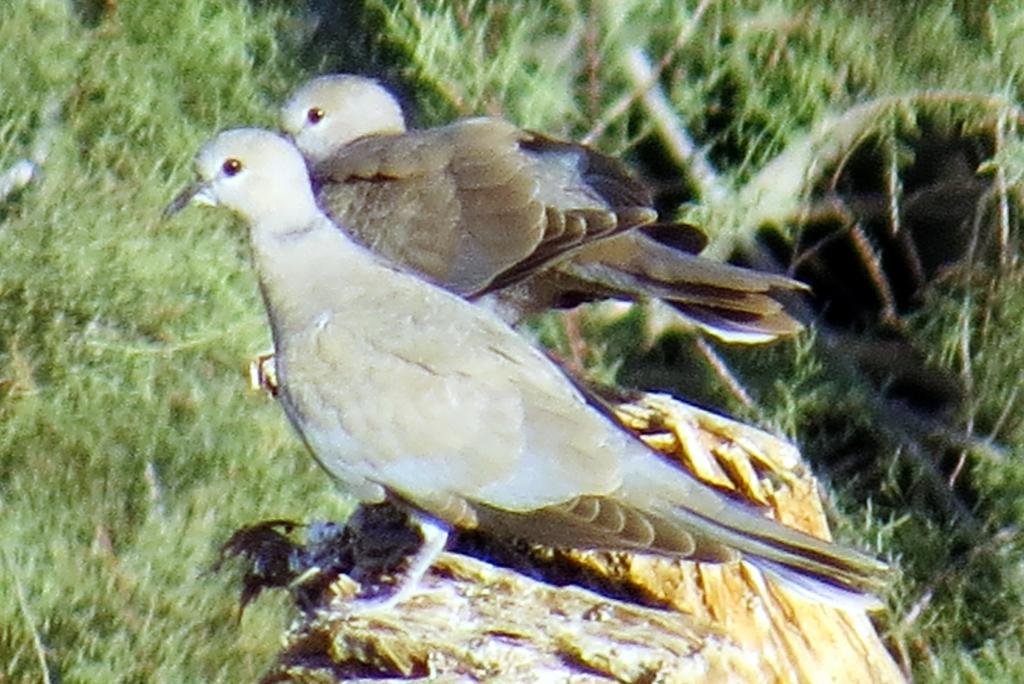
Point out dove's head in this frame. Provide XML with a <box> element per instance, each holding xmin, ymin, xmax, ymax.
<box><xmin>280</xmin><ymin>74</ymin><xmax>407</xmax><ymax>164</ymax></box>
<box><xmin>167</xmin><ymin>128</ymin><xmax>319</xmax><ymax>230</ymax></box>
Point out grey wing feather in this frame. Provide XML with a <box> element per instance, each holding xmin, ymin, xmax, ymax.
<box><xmin>312</xmin><ymin>120</ymin><xmax>662</xmax><ymax>297</ymax></box>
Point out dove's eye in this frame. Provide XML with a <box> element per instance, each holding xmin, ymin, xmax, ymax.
<box><xmin>307</xmin><ymin>107</ymin><xmax>325</xmax><ymax>124</ymax></box>
<box><xmin>222</xmin><ymin>158</ymin><xmax>243</xmax><ymax>176</ymax></box>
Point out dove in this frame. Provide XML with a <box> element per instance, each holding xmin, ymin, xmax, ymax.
<box><xmin>168</xmin><ymin>127</ymin><xmax>889</xmax><ymax>609</ymax></box>
<box><xmin>279</xmin><ymin>74</ymin><xmax>805</xmax><ymax>343</ymax></box>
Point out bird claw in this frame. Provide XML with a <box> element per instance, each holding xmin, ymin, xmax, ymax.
<box><xmin>338</xmin><ymin>512</ymin><xmax>450</xmax><ymax>613</ymax></box>
<box><xmin>248</xmin><ymin>351</ymin><xmax>279</xmax><ymax>396</ymax></box>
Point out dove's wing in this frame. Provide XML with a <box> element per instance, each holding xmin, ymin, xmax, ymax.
<box><xmin>269</xmin><ymin>228</ymin><xmax>627</xmax><ymax>515</ymax></box>
<box><xmin>311</xmin><ymin>118</ymin><xmax>655</xmax><ymax>296</ymax></box>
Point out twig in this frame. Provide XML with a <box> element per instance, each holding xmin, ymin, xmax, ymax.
<box><xmin>847</xmin><ymin>223</ymin><xmax>899</xmax><ymax>326</ymax></box>
<box><xmin>948</xmin><ymin>294</ymin><xmax>976</xmax><ymax>488</ymax></box>
<box><xmin>993</xmin><ymin>109</ymin><xmax>1015</xmax><ymax>268</ymax></box>
<box><xmin>986</xmin><ymin>385</ymin><xmax>1020</xmax><ymax>447</ymax></box>
<box><xmin>621</xmin><ymin>47</ymin><xmax>729</xmax><ymax>204</ymax></box>
<box><xmin>694</xmin><ymin>337</ymin><xmax>754</xmax><ymax>408</ymax></box>
<box><xmin>885</xmin><ymin>138</ymin><xmax>927</xmax><ymax>289</ymax></box>
<box><xmin>3</xmin><ymin>548</ymin><xmax>53</xmax><ymax>684</ymax></box>
<box><xmin>582</xmin><ymin>0</ymin><xmax>602</xmax><ymax>118</ymax></box>
<box><xmin>884</xmin><ymin>137</ymin><xmax>903</xmax><ymax>239</ymax></box>
<box><xmin>584</xmin><ymin>0</ymin><xmax>716</xmax><ymax>146</ymax></box>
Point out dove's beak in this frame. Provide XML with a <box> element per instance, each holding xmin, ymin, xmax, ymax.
<box><xmin>163</xmin><ymin>180</ymin><xmax>216</xmax><ymax>218</ymax></box>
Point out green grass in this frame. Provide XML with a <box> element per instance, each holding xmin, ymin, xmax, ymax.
<box><xmin>3</xmin><ymin>0</ymin><xmax>1024</xmax><ymax>680</ymax></box>
<box><xmin>0</xmin><ymin>2</ymin><xmax>346</xmax><ymax>681</ymax></box>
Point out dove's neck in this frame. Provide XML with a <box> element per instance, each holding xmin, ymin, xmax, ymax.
<box><xmin>248</xmin><ymin>211</ymin><xmax>390</xmax><ymax>347</ymax></box>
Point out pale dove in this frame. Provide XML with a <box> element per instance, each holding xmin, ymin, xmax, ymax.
<box><xmin>169</xmin><ymin>128</ymin><xmax>889</xmax><ymax>608</ymax></box>
<box><xmin>279</xmin><ymin>74</ymin><xmax>805</xmax><ymax>343</ymax></box>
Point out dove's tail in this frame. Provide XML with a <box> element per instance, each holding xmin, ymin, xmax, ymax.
<box><xmin>560</xmin><ymin>231</ymin><xmax>808</xmax><ymax>344</ymax></box>
<box><xmin>477</xmin><ymin>447</ymin><xmax>891</xmax><ymax>611</ymax></box>
<box><xmin>614</xmin><ymin>443</ymin><xmax>891</xmax><ymax>610</ymax></box>
<box><xmin>662</xmin><ymin>494</ymin><xmax>890</xmax><ymax>610</ymax></box>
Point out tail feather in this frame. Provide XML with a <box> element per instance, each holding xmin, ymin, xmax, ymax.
<box><xmin>561</xmin><ymin>257</ymin><xmax>806</xmax><ymax>343</ymax></box>
<box><xmin>668</xmin><ymin>303</ymin><xmax>805</xmax><ymax>343</ymax></box>
<box><xmin>749</xmin><ymin>558</ymin><xmax>886</xmax><ymax>611</ymax></box>
<box><xmin>615</xmin><ymin>443</ymin><xmax>892</xmax><ymax>608</ymax></box>
<box><xmin>668</xmin><ymin>503</ymin><xmax>890</xmax><ymax>598</ymax></box>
